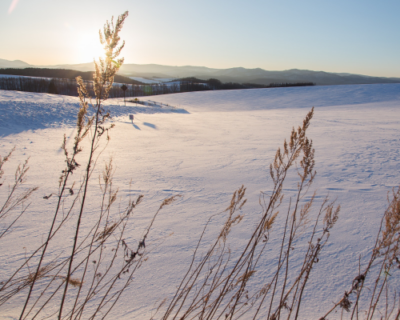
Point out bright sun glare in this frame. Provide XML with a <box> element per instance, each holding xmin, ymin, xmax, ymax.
<box><xmin>77</xmin><ymin>34</ymin><xmax>105</xmax><ymax>63</ymax></box>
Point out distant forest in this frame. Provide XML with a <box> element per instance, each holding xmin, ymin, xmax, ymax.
<box><xmin>179</xmin><ymin>77</ymin><xmax>315</xmax><ymax>90</ymax></box>
<box><xmin>0</xmin><ymin>68</ymin><xmax>144</xmax><ymax>85</ymax></box>
<box><xmin>0</xmin><ymin>68</ymin><xmax>315</xmax><ymax>98</ymax></box>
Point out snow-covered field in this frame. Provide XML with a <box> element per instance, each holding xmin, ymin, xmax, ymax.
<box><xmin>0</xmin><ymin>84</ymin><xmax>399</xmax><ymax>319</ymax></box>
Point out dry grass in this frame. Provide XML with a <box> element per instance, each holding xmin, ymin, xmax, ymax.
<box><xmin>320</xmin><ymin>186</ymin><xmax>400</xmax><ymax>320</ymax></box>
<box><xmin>158</xmin><ymin>108</ymin><xmax>344</xmax><ymax>320</ymax></box>
<box><xmin>0</xmin><ymin>11</ymin><xmax>398</xmax><ymax>320</ymax></box>
<box><xmin>0</xmin><ymin>149</ymin><xmax>38</xmax><ymax>240</ymax></box>
<box><xmin>0</xmin><ymin>11</ymin><xmax>180</xmax><ymax>320</ymax></box>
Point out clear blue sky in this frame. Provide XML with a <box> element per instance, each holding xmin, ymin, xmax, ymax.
<box><xmin>1</xmin><ymin>0</ymin><xmax>399</xmax><ymax>77</ymax></box>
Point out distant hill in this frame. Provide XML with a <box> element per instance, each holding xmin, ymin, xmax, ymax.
<box><xmin>0</xmin><ymin>59</ymin><xmax>32</xmax><ymax>69</ymax></box>
<box><xmin>0</xmin><ymin>58</ymin><xmax>399</xmax><ymax>86</ymax></box>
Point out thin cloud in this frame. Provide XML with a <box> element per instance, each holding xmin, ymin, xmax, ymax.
<box><xmin>8</xmin><ymin>0</ymin><xmax>20</xmax><ymax>14</ymax></box>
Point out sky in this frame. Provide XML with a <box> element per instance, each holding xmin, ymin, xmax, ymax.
<box><xmin>1</xmin><ymin>0</ymin><xmax>399</xmax><ymax>77</ymax></box>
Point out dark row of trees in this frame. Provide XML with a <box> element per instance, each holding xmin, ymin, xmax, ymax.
<box><xmin>0</xmin><ymin>77</ymin><xmax>77</xmax><ymax>95</ymax></box>
<box><xmin>0</xmin><ymin>68</ymin><xmax>143</xmax><ymax>85</ymax></box>
<box><xmin>0</xmin><ymin>75</ymin><xmax>315</xmax><ymax>99</ymax></box>
<box><xmin>179</xmin><ymin>77</ymin><xmax>315</xmax><ymax>90</ymax></box>
<box><xmin>0</xmin><ymin>76</ymin><xmax>183</xmax><ymax>97</ymax></box>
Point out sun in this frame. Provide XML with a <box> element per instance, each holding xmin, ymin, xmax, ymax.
<box><xmin>77</xmin><ymin>33</ymin><xmax>105</xmax><ymax>63</ymax></box>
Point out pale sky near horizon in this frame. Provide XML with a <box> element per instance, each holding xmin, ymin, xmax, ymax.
<box><xmin>1</xmin><ymin>0</ymin><xmax>399</xmax><ymax>77</ymax></box>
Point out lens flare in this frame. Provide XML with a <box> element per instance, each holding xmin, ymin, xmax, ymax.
<box><xmin>8</xmin><ymin>0</ymin><xmax>19</xmax><ymax>14</ymax></box>
<box><xmin>77</xmin><ymin>34</ymin><xmax>104</xmax><ymax>63</ymax></box>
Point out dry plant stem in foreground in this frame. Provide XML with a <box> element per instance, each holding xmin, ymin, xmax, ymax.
<box><xmin>0</xmin><ymin>151</ymin><xmax>39</xmax><ymax>304</ymax></box>
<box><xmin>58</xmin><ymin>11</ymin><xmax>128</xmax><ymax>319</ymax></box>
<box><xmin>320</xmin><ymin>186</ymin><xmax>400</xmax><ymax>320</ymax></box>
<box><xmin>0</xmin><ymin>10</ymin><xmax>168</xmax><ymax>320</ymax></box>
<box><xmin>0</xmin><ymin>11</ymin><xmax>182</xmax><ymax>320</ymax></box>
<box><xmin>15</xmin><ymin>12</ymin><xmax>126</xmax><ymax>317</ymax></box>
<box><xmin>0</xmin><ymin>149</ymin><xmax>38</xmax><ymax>240</ymax></box>
<box><xmin>161</xmin><ymin>108</ymin><xmax>341</xmax><ymax>320</ymax></box>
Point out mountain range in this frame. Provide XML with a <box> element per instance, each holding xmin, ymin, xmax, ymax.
<box><xmin>1</xmin><ymin>58</ymin><xmax>400</xmax><ymax>86</ymax></box>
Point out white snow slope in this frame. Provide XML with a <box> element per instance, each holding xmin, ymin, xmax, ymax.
<box><xmin>0</xmin><ymin>84</ymin><xmax>399</xmax><ymax>319</ymax></box>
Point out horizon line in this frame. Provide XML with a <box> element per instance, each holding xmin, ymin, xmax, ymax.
<box><xmin>1</xmin><ymin>58</ymin><xmax>399</xmax><ymax>79</ymax></box>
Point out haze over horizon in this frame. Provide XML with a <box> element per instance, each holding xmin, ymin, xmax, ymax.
<box><xmin>1</xmin><ymin>0</ymin><xmax>399</xmax><ymax>78</ymax></box>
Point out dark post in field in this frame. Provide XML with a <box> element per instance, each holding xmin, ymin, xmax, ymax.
<box><xmin>121</xmin><ymin>84</ymin><xmax>128</xmax><ymax>106</ymax></box>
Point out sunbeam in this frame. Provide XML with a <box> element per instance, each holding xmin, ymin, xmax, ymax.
<box><xmin>8</xmin><ymin>0</ymin><xmax>19</xmax><ymax>14</ymax></box>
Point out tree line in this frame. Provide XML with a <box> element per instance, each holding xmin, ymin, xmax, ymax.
<box><xmin>0</xmin><ymin>76</ymin><xmax>181</xmax><ymax>97</ymax></box>
<box><xmin>0</xmin><ymin>71</ymin><xmax>315</xmax><ymax>98</ymax></box>
<box><xmin>0</xmin><ymin>68</ymin><xmax>143</xmax><ymax>85</ymax></box>
<box><xmin>178</xmin><ymin>77</ymin><xmax>315</xmax><ymax>90</ymax></box>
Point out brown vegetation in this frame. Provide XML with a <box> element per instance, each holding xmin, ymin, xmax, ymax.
<box><xmin>0</xmin><ymin>11</ymin><xmax>398</xmax><ymax>320</ymax></box>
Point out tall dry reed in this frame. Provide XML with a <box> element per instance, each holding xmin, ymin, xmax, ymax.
<box><xmin>0</xmin><ymin>11</ymin><xmax>179</xmax><ymax>320</ymax></box>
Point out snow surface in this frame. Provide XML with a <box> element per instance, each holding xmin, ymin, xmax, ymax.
<box><xmin>0</xmin><ymin>84</ymin><xmax>399</xmax><ymax>319</ymax></box>
<box><xmin>0</xmin><ymin>91</ymin><xmax>188</xmax><ymax>136</ymax></box>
